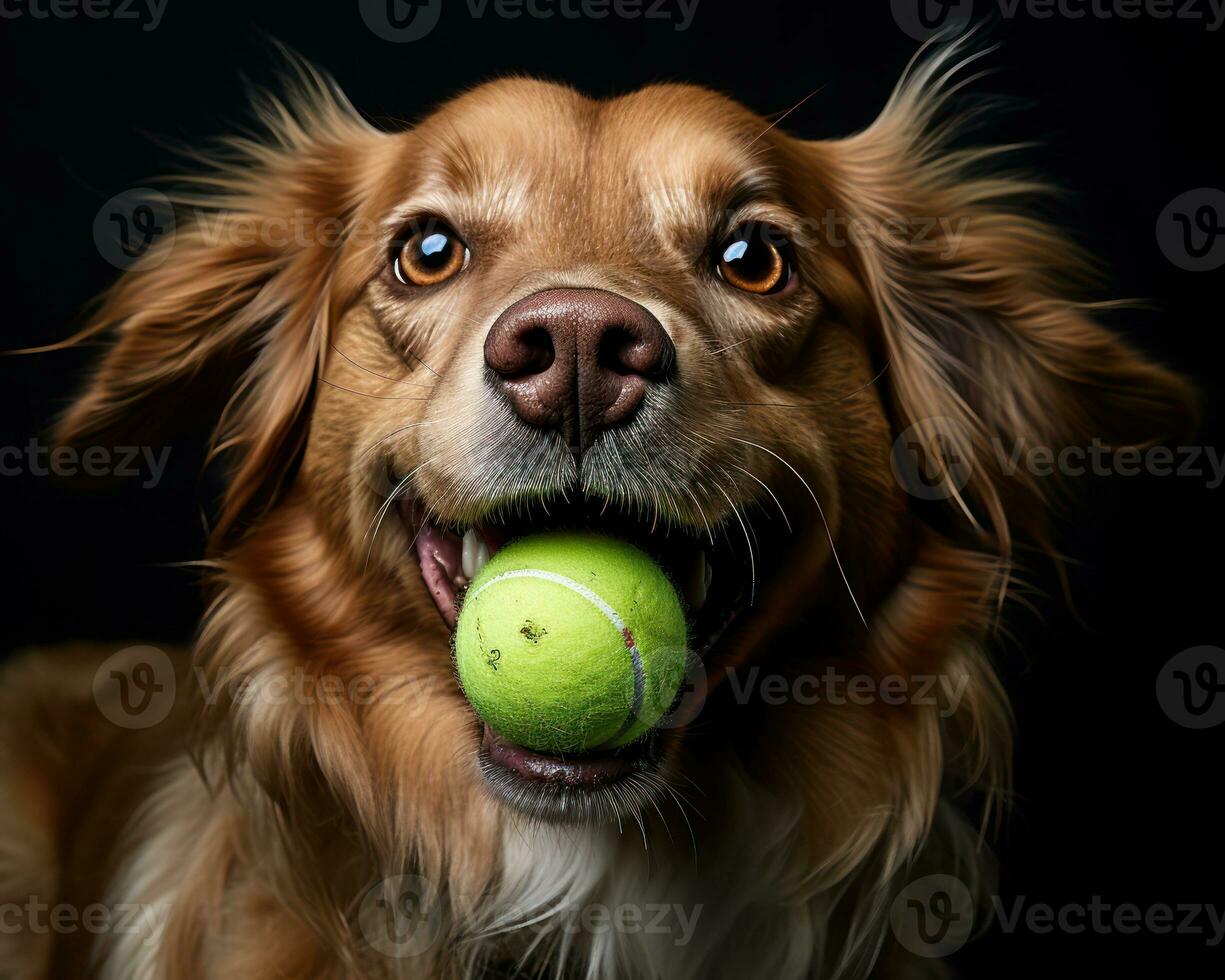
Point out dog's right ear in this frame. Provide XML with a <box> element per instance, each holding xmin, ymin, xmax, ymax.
<box><xmin>51</xmin><ymin>62</ymin><xmax>392</xmax><ymax>542</ymax></box>
<box><xmin>788</xmin><ymin>39</ymin><xmax>1197</xmax><ymax>558</ymax></box>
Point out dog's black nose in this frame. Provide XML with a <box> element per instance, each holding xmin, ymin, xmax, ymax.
<box><xmin>484</xmin><ymin>288</ymin><xmax>675</xmax><ymax>453</ymax></box>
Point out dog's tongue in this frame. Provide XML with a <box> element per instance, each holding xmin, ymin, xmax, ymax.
<box><xmin>415</xmin><ymin>521</ymin><xmax>463</xmax><ymax>627</ymax></box>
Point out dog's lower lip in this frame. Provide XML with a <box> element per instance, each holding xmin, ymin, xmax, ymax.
<box><xmin>481</xmin><ymin>725</ymin><xmax>645</xmax><ymax>788</ymax></box>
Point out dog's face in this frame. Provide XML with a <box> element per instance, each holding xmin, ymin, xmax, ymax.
<box><xmin>59</xmin><ymin>65</ymin><xmax>1192</xmax><ymax>893</ymax></box>
<box><xmin>305</xmin><ymin>79</ymin><xmax>908</xmax><ymax>818</ymax></box>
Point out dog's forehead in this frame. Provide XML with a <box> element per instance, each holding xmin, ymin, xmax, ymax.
<box><xmin>408</xmin><ymin>79</ymin><xmax>775</xmax><ymax>216</ymax></box>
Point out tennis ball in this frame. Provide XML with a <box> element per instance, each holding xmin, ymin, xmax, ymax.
<box><xmin>454</xmin><ymin>531</ymin><xmax>689</xmax><ymax>754</ymax></box>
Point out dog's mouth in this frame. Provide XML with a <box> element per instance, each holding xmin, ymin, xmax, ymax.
<box><xmin>399</xmin><ymin>495</ymin><xmax>757</xmax><ymax>822</ymax></box>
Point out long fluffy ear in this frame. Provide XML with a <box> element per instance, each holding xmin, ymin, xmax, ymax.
<box><xmin>797</xmin><ymin>38</ymin><xmax>1196</xmax><ymax>562</ymax></box>
<box><xmin>52</xmin><ymin>58</ymin><xmax>388</xmax><ymax>543</ymax></box>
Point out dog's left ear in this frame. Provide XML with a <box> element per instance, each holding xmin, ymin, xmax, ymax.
<box><xmin>53</xmin><ymin>64</ymin><xmax>391</xmax><ymax>542</ymax></box>
<box><xmin>785</xmin><ymin>46</ymin><xmax>1197</xmax><ymax>549</ymax></box>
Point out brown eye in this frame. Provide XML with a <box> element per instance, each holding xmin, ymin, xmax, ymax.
<box><xmin>716</xmin><ymin>224</ymin><xmax>791</xmax><ymax>295</ymax></box>
<box><xmin>393</xmin><ymin>223</ymin><xmax>469</xmax><ymax>287</ymax></box>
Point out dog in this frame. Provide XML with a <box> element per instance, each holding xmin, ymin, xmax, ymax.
<box><xmin>0</xmin><ymin>39</ymin><xmax>1194</xmax><ymax>979</ymax></box>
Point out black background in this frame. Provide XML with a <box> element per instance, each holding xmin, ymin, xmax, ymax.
<box><xmin>1</xmin><ymin>0</ymin><xmax>1222</xmax><ymax>975</ymax></box>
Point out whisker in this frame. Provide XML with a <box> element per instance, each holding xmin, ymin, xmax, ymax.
<box><xmin>731</xmin><ymin>436</ymin><xmax>868</xmax><ymax>628</ymax></box>
<box><xmin>680</xmin><ymin>484</ymin><xmax>716</xmax><ymax>546</ymax></box>
<box><xmin>405</xmin><ymin>349</ymin><xmax>440</xmax><ymax>377</ymax></box>
<box><xmin>317</xmin><ymin>377</ymin><xmax>428</xmax><ymax>400</ymax></box>
<box><xmin>713</xmin><ymin>479</ymin><xmax>756</xmax><ymax>605</ymax></box>
<box><xmin>744</xmin><ymin>87</ymin><xmax>824</xmax><ymax>150</ymax></box>
<box><xmin>359</xmin><ymin>417</ymin><xmax>443</xmax><ymax>462</ymax></box>
<box><xmin>396</xmin><ymin>300</ymin><xmax>499</xmax><ymax>381</ymax></box>
<box><xmin>717</xmin><ymin>358</ymin><xmax>892</xmax><ymax>410</ymax></box>
<box><xmin>831</xmin><ymin>357</ymin><xmax>892</xmax><ymax>405</ymax></box>
<box><xmin>364</xmin><ymin>455</ymin><xmax>433</xmax><ymax>569</ymax></box>
<box><xmin>642</xmin><ymin>784</ymin><xmax>674</xmax><ymax>848</ymax></box>
<box><xmin>329</xmin><ymin>343</ymin><xmax>431</xmax><ymax>387</ymax></box>
<box><xmin>657</xmin><ymin>777</ymin><xmax>700</xmax><ymax>862</ymax></box>
<box><xmin>707</xmin><ymin>338</ymin><xmax>750</xmax><ymax>356</ymax></box>
<box><xmin>733</xmin><ymin>464</ymin><xmax>793</xmax><ymax>533</ymax></box>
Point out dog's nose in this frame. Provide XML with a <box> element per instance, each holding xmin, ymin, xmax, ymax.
<box><xmin>484</xmin><ymin>288</ymin><xmax>675</xmax><ymax>453</ymax></box>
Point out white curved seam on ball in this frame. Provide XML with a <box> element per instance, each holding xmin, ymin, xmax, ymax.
<box><xmin>469</xmin><ymin>568</ymin><xmax>647</xmax><ymax>737</ymax></box>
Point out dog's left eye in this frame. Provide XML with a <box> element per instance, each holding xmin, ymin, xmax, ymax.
<box><xmin>393</xmin><ymin>223</ymin><xmax>470</xmax><ymax>287</ymax></box>
<box><xmin>716</xmin><ymin>223</ymin><xmax>792</xmax><ymax>295</ymax></box>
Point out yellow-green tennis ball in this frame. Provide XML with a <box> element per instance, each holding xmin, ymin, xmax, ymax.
<box><xmin>454</xmin><ymin>531</ymin><xmax>688</xmax><ymax>754</ymax></box>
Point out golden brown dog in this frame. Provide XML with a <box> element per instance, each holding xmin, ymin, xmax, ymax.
<box><xmin>0</xmin><ymin>39</ymin><xmax>1193</xmax><ymax>979</ymax></box>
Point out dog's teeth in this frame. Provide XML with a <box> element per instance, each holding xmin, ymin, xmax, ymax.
<box><xmin>462</xmin><ymin>528</ymin><xmax>492</xmax><ymax>579</ymax></box>
<box><xmin>461</xmin><ymin>528</ymin><xmax>480</xmax><ymax>579</ymax></box>
<box><xmin>473</xmin><ymin>539</ymin><xmax>491</xmax><ymax>576</ymax></box>
<box><xmin>687</xmin><ymin>551</ymin><xmax>709</xmax><ymax>611</ymax></box>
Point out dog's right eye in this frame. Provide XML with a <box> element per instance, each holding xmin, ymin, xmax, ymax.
<box><xmin>393</xmin><ymin>223</ymin><xmax>470</xmax><ymax>287</ymax></box>
<box><xmin>716</xmin><ymin>223</ymin><xmax>793</xmax><ymax>295</ymax></box>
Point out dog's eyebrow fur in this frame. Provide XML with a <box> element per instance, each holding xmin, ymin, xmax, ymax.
<box><xmin>639</xmin><ymin>165</ymin><xmax>784</xmax><ymax>227</ymax></box>
<box><xmin>716</xmin><ymin>169</ymin><xmax>785</xmax><ymax>212</ymax></box>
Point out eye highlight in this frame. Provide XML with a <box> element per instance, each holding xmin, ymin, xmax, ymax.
<box><xmin>393</xmin><ymin>222</ymin><xmax>470</xmax><ymax>287</ymax></box>
<box><xmin>716</xmin><ymin>223</ymin><xmax>793</xmax><ymax>295</ymax></box>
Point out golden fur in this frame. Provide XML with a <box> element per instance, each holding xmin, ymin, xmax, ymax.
<box><xmin>0</xmin><ymin>39</ymin><xmax>1193</xmax><ymax>978</ymax></box>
